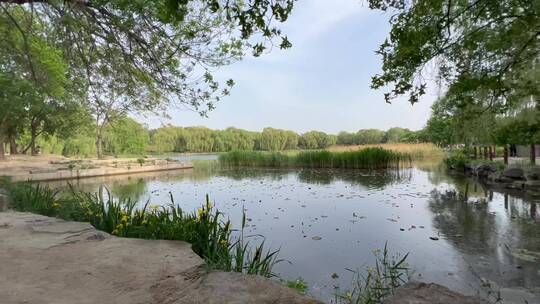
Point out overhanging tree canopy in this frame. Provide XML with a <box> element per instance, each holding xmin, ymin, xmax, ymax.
<box><xmin>0</xmin><ymin>0</ymin><xmax>296</xmax><ymax>157</ymax></box>
<box><xmin>369</xmin><ymin>0</ymin><xmax>539</xmax><ymax>107</ymax></box>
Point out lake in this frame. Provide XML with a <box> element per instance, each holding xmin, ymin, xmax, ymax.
<box><xmin>44</xmin><ymin>157</ymin><xmax>540</xmax><ymax>303</ymax></box>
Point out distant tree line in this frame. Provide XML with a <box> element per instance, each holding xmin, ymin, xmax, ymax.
<box><xmin>148</xmin><ymin>125</ymin><xmax>426</xmax><ymax>154</ymax></box>
<box><xmin>26</xmin><ymin>119</ymin><xmax>428</xmax><ymax>156</ymax></box>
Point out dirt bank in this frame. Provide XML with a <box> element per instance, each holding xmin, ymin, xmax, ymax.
<box><xmin>0</xmin><ymin>211</ymin><xmax>320</xmax><ymax>304</ymax></box>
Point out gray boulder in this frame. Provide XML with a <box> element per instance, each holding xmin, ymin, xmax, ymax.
<box><xmin>506</xmin><ymin>181</ymin><xmax>525</xmax><ymax>190</ymax></box>
<box><xmin>488</xmin><ymin>172</ymin><xmax>513</xmax><ymax>183</ymax></box>
<box><xmin>503</xmin><ymin>167</ymin><xmax>525</xmax><ymax>180</ymax></box>
<box><xmin>526</xmin><ymin>167</ymin><xmax>540</xmax><ymax>180</ymax></box>
<box><xmin>475</xmin><ymin>164</ymin><xmax>497</xmax><ymax>178</ymax></box>
<box><xmin>525</xmin><ymin>180</ymin><xmax>540</xmax><ymax>190</ymax></box>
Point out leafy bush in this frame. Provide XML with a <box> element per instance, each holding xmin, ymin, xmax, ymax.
<box><xmin>63</xmin><ymin>133</ymin><xmax>96</xmax><ymax>157</ymax></box>
<box><xmin>444</xmin><ymin>150</ymin><xmax>468</xmax><ymax>171</ymax></box>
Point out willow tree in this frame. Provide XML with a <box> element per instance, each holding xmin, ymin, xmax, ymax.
<box><xmin>1</xmin><ymin>0</ymin><xmax>295</xmax><ymax>158</ymax></box>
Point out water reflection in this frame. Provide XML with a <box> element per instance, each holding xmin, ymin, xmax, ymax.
<box><xmin>109</xmin><ymin>178</ymin><xmax>147</xmax><ymax>201</ymax></box>
<box><xmin>428</xmin><ymin>188</ymin><xmax>540</xmax><ymax>301</ymax></box>
<box><xmin>48</xmin><ymin>166</ymin><xmax>415</xmax><ymax>194</ymax></box>
<box><xmin>40</xmin><ymin>161</ymin><xmax>540</xmax><ymax>303</ymax></box>
<box><xmin>217</xmin><ymin>168</ymin><xmax>412</xmax><ymax>189</ymax></box>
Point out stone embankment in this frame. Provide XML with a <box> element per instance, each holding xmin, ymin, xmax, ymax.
<box><xmin>0</xmin><ymin>155</ymin><xmax>193</xmax><ymax>182</ymax></box>
<box><xmin>0</xmin><ymin>212</ymin><xmax>492</xmax><ymax>304</ymax></box>
<box><xmin>456</xmin><ymin>163</ymin><xmax>540</xmax><ymax>194</ymax></box>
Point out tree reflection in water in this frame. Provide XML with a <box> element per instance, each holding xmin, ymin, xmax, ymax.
<box><xmin>428</xmin><ymin>188</ymin><xmax>540</xmax><ymax>299</ymax></box>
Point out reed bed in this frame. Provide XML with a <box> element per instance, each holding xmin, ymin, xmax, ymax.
<box><xmin>7</xmin><ymin>183</ymin><xmax>280</xmax><ymax>277</ymax></box>
<box><xmin>327</xmin><ymin>143</ymin><xmax>444</xmax><ymax>160</ymax></box>
<box><xmin>219</xmin><ymin>148</ymin><xmax>410</xmax><ymax>170</ymax></box>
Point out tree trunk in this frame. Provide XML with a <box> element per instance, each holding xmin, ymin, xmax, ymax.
<box><xmin>26</xmin><ymin>117</ymin><xmax>40</xmax><ymax>156</ymax></box>
<box><xmin>9</xmin><ymin>136</ymin><xmax>17</xmax><ymax>155</ymax></box>
<box><xmin>531</xmin><ymin>144</ymin><xmax>536</xmax><ymax>165</ymax></box>
<box><xmin>483</xmin><ymin>146</ymin><xmax>488</xmax><ymax>159</ymax></box>
<box><xmin>473</xmin><ymin>146</ymin><xmax>477</xmax><ymax>159</ymax></box>
<box><xmin>488</xmin><ymin>146</ymin><xmax>493</xmax><ymax>161</ymax></box>
<box><xmin>0</xmin><ymin>135</ymin><xmax>4</xmax><ymax>160</ymax></box>
<box><xmin>30</xmin><ymin>128</ymin><xmax>37</xmax><ymax>156</ymax></box>
<box><xmin>503</xmin><ymin>145</ymin><xmax>508</xmax><ymax>165</ymax></box>
<box><xmin>96</xmin><ymin>130</ymin><xmax>104</xmax><ymax>159</ymax></box>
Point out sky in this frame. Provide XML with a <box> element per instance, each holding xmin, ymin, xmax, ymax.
<box><xmin>142</xmin><ymin>0</ymin><xmax>439</xmax><ymax>134</ymax></box>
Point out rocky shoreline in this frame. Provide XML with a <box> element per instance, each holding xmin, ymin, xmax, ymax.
<box><xmin>451</xmin><ymin>162</ymin><xmax>540</xmax><ymax>197</ymax></box>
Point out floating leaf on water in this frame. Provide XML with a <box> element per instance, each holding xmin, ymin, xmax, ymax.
<box><xmin>331</xmin><ymin>273</ymin><xmax>339</xmax><ymax>279</ymax></box>
<box><xmin>312</xmin><ymin>236</ymin><xmax>322</xmax><ymax>241</ymax></box>
<box><xmin>429</xmin><ymin>236</ymin><xmax>439</xmax><ymax>241</ymax></box>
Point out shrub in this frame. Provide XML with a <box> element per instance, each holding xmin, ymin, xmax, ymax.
<box><xmin>444</xmin><ymin>150</ymin><xmax>468</xmax><ymax>171</ymax></box>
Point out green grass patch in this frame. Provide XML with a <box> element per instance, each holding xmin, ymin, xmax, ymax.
<box><xmin>286</xmin><ymin>278</ymin><xmax>308</xmax><ymax>294</ymax></box>
<box><xmin>7</xmin><ymin>183</ymin><xmax>281</xmax><ymax>277</ymax></box>
<box><xmin>219</xmin><ymin>148</ymin><xmax>410</xmax><ymax>170</ymax></box>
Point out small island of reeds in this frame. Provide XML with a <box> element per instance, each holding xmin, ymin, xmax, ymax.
<box><xmin>218</xmin><ymin>147</ymin><xmax>411</xmax><ymax>170</ymax></box>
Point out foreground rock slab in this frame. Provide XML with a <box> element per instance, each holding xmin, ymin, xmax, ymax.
<box><xmin>0</xmin><ymin>212</ymin><xmax>320</xmax><ymax>304</ymax></box>
<box><xmin>383</xmin><ymin>282</ymin><xmax>490</xmax><ymax>304</ymax></box>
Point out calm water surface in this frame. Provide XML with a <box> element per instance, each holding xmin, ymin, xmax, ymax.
<box><xmin>46</xmin><ymin>159</ymin><xmax>540</xmax><ymax>303</ymax></box>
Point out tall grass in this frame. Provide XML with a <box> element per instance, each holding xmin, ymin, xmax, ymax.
<box><xmin>328</xmin><ymin>143</ymin><xmax>444</xmax><ymax>160</ymax></box>
<box><xmin>336</xmin><ymin>243</ymin><xmax>410</xmax><ymax>304</ymax></box>
<box><xmin>7</xmin><ymin>183</ymin><xmax>280</xmax><ymax>277</ymax></box>
<box><xmin>219</xmin><ymin>148</ymin><xmax>409</xmax><ymax>170</ymax></box>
